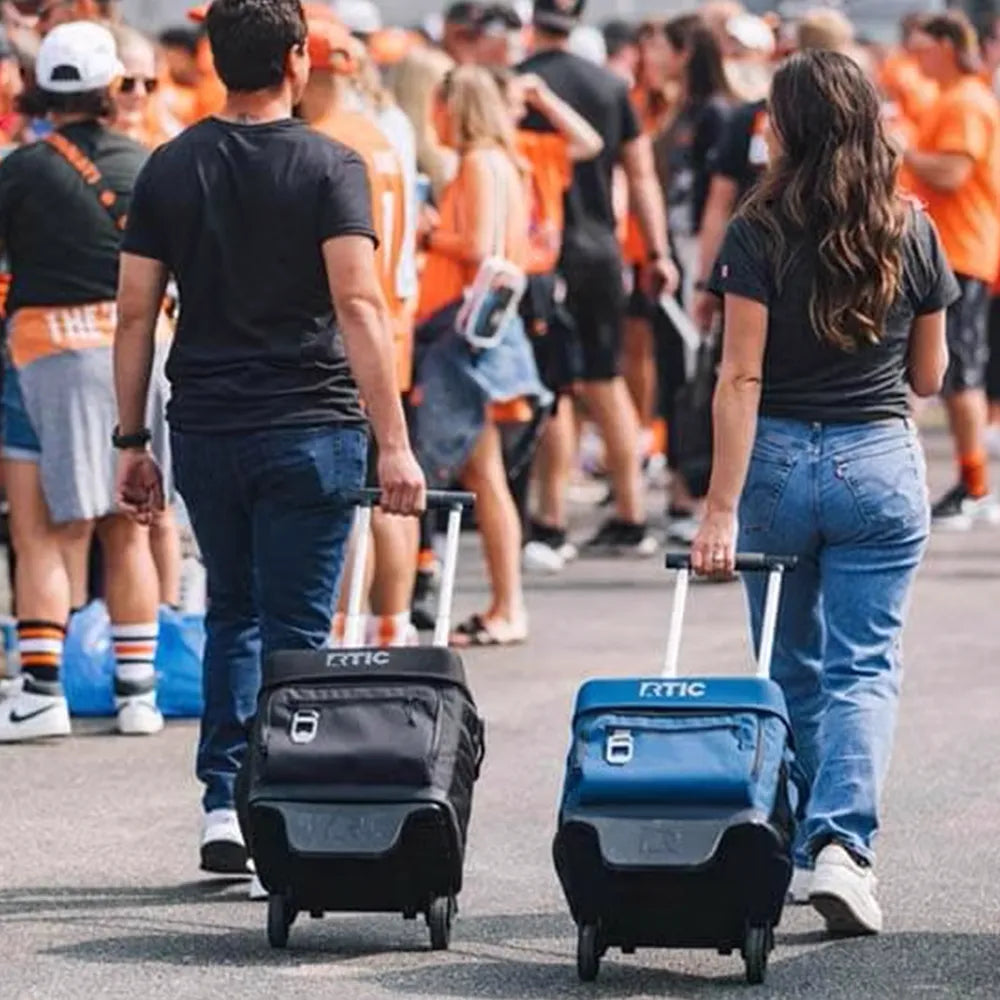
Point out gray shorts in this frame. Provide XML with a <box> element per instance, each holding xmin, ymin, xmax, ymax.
<box><xmin>6</xmin><ymin>345</ymin><xmax>172</xmax><ymax>524</ymax></box>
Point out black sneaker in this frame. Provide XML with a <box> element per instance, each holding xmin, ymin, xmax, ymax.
<box><xmin>581</xmin><ymin>518</ymin><xmax>659</xmax><ymax>558</ymax></box>
<box><xmin>931</xmin><ymin>483</ymin><xmax>1000</xmax><ymax>531</ymax></box>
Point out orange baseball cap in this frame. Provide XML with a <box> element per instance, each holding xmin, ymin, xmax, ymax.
<box><xmin>307</xmin><ymin>17</ymin><xmax>357</xmax><ymax>75</ymax></box>
<box><xmin>368</xmin><ymin>27</ymin><xmax>423</xmax><ymax>67</ymax></box>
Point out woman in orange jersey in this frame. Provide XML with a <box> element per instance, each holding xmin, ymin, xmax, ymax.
<box><xmin>415</xmin><ymin>66</ymin><xmax>550</xmax><ymax>647</ymax></box>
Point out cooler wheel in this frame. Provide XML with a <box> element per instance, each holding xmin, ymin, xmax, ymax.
<box><xmin>427</xmin><ymin>895</ymin><xmax>454</xmax><ymax>951</ymax></box>
<box><xmin>267</xmin><ymin>893</ymin><xmax>296</xmax><ymax>949</ymax></box>
<box><xmin>576</xmin><ymin>924</ymin><xmax>600</xmax><ymax>982</ymax></box>
<box><xmin>742</xmin><ymin>925</ymin><xmax>771</xmax><ymax>985</ymax></box>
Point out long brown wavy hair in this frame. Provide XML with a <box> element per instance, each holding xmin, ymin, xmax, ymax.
<box><xmin>739</xmin><ymin>50</ymin><xmax>907</xmax><ymax>352</ymax></box>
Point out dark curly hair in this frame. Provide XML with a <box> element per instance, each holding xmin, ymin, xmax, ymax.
<box><xmin>16</xmin><ymin>86</ymin><xmax>114</xmax><ymax>119</ymax></box>
<box><xmin>739</xmin><ymin>50</ymin><xmax>907</xmax><ymax>353</ymax></box>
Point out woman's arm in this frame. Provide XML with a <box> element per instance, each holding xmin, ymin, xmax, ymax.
<box><xmin>908</xmin><ymin>310</ymin><xmax>949</xmax><ymax>397</ymax></box>
<box><xmin>691</xmin><ymin>292</ymin><xmax>767</xmax><ymax>575</ymax></box>
<box><xmin>521</xmin><ymin>75</ymin><xmax>604</xmax><ymax>162</ymax></box>
<box><xmin>425</xmin><ymin>153</ymin><xmax>499</xmax><ymax>267</ymax></box>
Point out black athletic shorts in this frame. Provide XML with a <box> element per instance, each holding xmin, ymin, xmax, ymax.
<box><xmin>521</xmin><ymin>272</ymin><xmax>582</xmax><ymax>394</ymax></box>
<box><xmin>987</xmin><ymin>296</ymin><xmax>1000</xmax><ymax>403</ymax></box>
<box><xmin>562</xmin><ymin>253</ymin><xmax>626</xmax><ymax>382</ymax></box>
<box><xmin>943</xmin><ymin>275</ymin><xmax>990</xmax><ymax>395</ymax></box>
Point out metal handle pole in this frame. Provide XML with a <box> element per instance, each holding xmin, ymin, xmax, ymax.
<box><xmin>433</xmin><ymin>505</ymin><xmax>464</xmax><ymax>648</ymax></box>
<box><xmin>756</xmin><ymin>567</ymin><xmax>784</xmax><ymax>679</ymax></box>
<box><xmin>662</xmin><ymin>567</ymin><xmax>690</xmax><ymax>678</ymax></box>
<box><xmin>344</xmin><ymin>504</ymin><xmax>372</xmax><ymax>648</ymax></box>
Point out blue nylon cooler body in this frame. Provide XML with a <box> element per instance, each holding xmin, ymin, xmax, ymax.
<box><xmin>552</xmin><ymin>555</ymin><xmax>797</xmax><ymax>985</ymax></box>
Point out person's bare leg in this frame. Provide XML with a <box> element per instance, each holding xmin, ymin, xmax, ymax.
<box><xmin>369</xmin><ymin>511</ymin><xmax>419</xmax><ymax>645</ymax></box>
<box><xmin>579</xmin><ymin>378</ymin><xmax>645</xmax><ymax>524</ymax></box>
<box><xmin>150</xmin><ymin>506</ymin><xmax>182</xmax><ymax>608</ymax></box>
<box><xmin>622</xmin><ymin>315</ymin><xmax>656</xmax><ymax>430</ymax></box>
<box><xmin>98</xmin><ymin>514</ymin><xmax>163</xmax><ymax>734</ymax></box>
<box><xmin>945</xmin><ymin>389</ymin><xmax>991</xmax><ymax>498</ymax></box>
<box><xmin>535</xmin><ymin>395</ymin><xmax>574</xmax><ymax>531</ymax></box>
<box><xmin>460</xmin><ymin>421</ymin><xmax>526</xmax><ymax>630</ymax></box>
<box><xmin>59</xmin><ymin>519</ymin><xmax>94</xmax><ymax>611</ymax></box>
<box><xmin>0</xmin><ymin>460</ymin><xmax>74</xmax><ymax>739</ymax></box>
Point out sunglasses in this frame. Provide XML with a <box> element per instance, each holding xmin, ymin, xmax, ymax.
<box><xmin>119</xmin><ymin>76</ymin><xmax>160</xmax><ymax>95</ymax></box>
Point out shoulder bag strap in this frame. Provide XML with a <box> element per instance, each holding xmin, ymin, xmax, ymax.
<box><xmin>44</xmin><ymin>132</ymin><xmax>128</xmax><ymax>232</ymax></box>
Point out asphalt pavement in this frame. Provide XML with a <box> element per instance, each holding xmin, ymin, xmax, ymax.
<box><xmin>2</xmin><ymin>429</ymin><xmax>999</xmax><ymax>1000</ymax></box>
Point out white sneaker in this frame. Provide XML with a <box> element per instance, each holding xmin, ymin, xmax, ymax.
<box><xmin>810</xmin><ymin>843</ymin><xmax>883</xmax><ymax>936</ymax></box>
<box><xmin>115</xmin><ymin>691</ymin><xmax>165</xmax><ymax>736</ymax></box>
<box><xmin>201</xmin><ymin>808</ymin><xmax>251</xmax><ymax>876</ymax></box>
<box><xmin>0</xmin><ymin>674</ymin><xmax>24</xmax><ymax>701</ymax></box>
<box><xmin>787</xmin><ymin>866</ymin><xmax>813</xmax><ymax>905</ymax></box>
<box><xmin>0</xmin><ymin>688</ymin><xmax>71</xmax><ymax>743</ymax></box>
<box><xmin>667</xmin><ymin>514</ymin><xmax>700</xmax><ymax>546</ymax></box>
<box><xmin>523</xmin><ymin>540</ymin><xmax>565</xmax><ymax>574</ymax></box>
<box><xmin>249</xmin><ymin>874</ymin><xmax>268</xmax><ymax>901</ymax></box>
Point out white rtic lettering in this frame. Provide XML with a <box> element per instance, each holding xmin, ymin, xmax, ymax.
<box><xmin>325</xmin><ymin>651</ymin><xmax>391</xmax><ymax>669</ymax></box>
<box><xmin>638</xmin><ymin>681</ymin><xmax>707</xmax><ymax>698</ymax></box>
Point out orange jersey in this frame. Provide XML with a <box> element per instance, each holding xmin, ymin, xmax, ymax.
<box><xmin>313</xmin><ymin>110</ymin><xmax>412</xmax><ymax>390</ymax></box>
<box><xmin>912</xmin><ymin>76</ymin><xmax>1000</xmax><ymax>284</ymax></box>
<box><xmin>516</xmin><ymin>130</ymin><xmax>571</xmax><ymax>276</ymax></box>
<box><xmin>881</xmin><ymin>52</ymin><xmax>938</xmax><ymax>128</ymax></box>
<box><xmin>418</xmin><ymin>150</ymin><xmax>530</xmax><ymax>324</ymax></box>
<box><xmin>621</xmin><ymin>87</ymin><xmax>668</xmax><ymax>266</ymax></box>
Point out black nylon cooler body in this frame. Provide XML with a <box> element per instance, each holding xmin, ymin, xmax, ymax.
<box><xmin>238</xmin><ymin>646</ymin><xmax>485</xmax><ymax>909</ymax></box>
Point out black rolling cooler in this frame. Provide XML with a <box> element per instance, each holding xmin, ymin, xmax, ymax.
<box><xmin>553</xmin><ymin>553</ymin><xmax>798</xmax><ymax>985</ymax></box>
<box><xmin>238</xmin><ymin>490</ymin><xmax>485</xmax><ymax>951</ymax></box>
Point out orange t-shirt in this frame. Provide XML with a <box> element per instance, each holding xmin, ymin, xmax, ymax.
<box><xmin>418</xmin><ymin>150</ymin><xmax>530</xmax><ymax>325</ymax></box>
<box><xmin>313</xmin><ymin>110</ymin><xmax>412</xmax><ymax>391</ymax></box>
<box><xmin>516</xmin><ymin>129</ymin><xmax>571</xmax><ymax>276</ymax></box>
<box><xmin>912</xmin><ymin>76</ymin><xmax>1000</xmax><ymax>283</ymax></box>
<box><xmin>881</xmin><ymin>52</ymin><xmax>939</xmax><ymax>128</ymax></box>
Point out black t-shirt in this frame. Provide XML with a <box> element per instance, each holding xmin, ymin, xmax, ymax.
<box><xmin>711</xmin><ymin>98</ymin><xmax>768</xmax><ymax>203</ymax></box>
<box><xmin>518</xmin><ymin>49</ymin><xmax>640</xmax><ymax>264</ymax></box>
<box><xmin>709</xmin><ymin>209</ymin><xmax>961</xmax><ymax>423</ymax></box>
<box><xmin>123</xmin><ymin>116</ymin><xmax>375</xmax><ymax>433</ymax></box>
<box><xmin>655</xmin><ymin>97</ymin><xmax>732</xmax><ymax>238</ymax></box>
<box><xmin>0</xmin><ymin>122</ymin><xmax>147</xmax><ymax>314</ymax></box>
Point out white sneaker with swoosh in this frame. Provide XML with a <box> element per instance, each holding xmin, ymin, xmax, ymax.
<box><xmin>0</xmin><ymin>689</ymin><xmax>71</xmax><ymax>743</ymax></box>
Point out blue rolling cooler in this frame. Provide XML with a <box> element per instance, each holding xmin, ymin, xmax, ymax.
<box><xmin>553</xmin><ymin>553</ymin><xmax>797</xmax><ymax>985</ymax></box>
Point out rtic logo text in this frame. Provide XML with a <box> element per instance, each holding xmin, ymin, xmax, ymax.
<box><xmin>639</xmin><ymin>681</ymin><xmax>707</xmax><ymax>698</ymax></box>
<box><xmin>326</xmin><ymin>651</ymin><xmax>391</xmax><ymax>669</ymax></box>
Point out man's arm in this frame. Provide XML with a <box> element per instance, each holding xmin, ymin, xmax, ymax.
<box><xmin>115</xmin><ymin>252</ymin><xmax>168</xmax><ymax>434</ymax></box>
<box><xmin>621</xmin><ymin>134</ymin><xmax>679</xmax><ymax>296</ymax></box>
<box><xmin>323</xmin><ymin>234</ymin><xmax>425</xmax><ymax>515</ymax></box>
<box><xmin>902</xmin><ymin>150</ymin><xmax>973</xmax><ymax>192</ymax></box>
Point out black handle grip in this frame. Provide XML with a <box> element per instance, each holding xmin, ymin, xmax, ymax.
<box><xmin>346</xmin><ymin>488</ymin><xmax>476</xmax><ymax>509</ymax></box>
<box><xmin>665</xmin><ymin>552</ymin><xmax>798</xmax><ymax>572</ymax></box>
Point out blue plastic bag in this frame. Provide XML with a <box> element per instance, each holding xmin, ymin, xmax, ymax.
<box><xmin>62</xmin><ymin>602</ymin><xmax>205</xmax><ymax>719</ymax></box>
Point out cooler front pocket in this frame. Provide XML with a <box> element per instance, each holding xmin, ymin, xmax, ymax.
<box><xmin>572</xmin><ymin>712</ymin><xmax>763</xmax><ymax>807</ymax></box>
<box><xmin>261</xmin><ymin>684</ymin><xmax>441</xmax><ymax>788</ymax></box>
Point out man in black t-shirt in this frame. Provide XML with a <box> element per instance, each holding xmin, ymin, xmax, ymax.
<box><xmin>519</xmin><ymin>0</ymin><xmax>678</xmax><ymax>558</ymax></box>
<box><xmin>113</xmin><ymin>0</ymin><xmax>424</xmax><ymax>879</ymax></box>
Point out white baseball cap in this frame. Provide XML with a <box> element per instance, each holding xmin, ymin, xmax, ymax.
<box><xmin>334</xmin><ymin>0</ymin><xmax>382</xmax><ymax>36</ymax></box>
<box><xmin>35</xmin><ymin>21</ymin><xmax>124</xmax><ymax>94</ymax></box>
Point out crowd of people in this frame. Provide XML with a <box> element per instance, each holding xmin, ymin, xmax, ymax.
<box><xmin>0</xmin><ymin>0</ymin><xmax>997</xmax><ymax>924</ymax></box>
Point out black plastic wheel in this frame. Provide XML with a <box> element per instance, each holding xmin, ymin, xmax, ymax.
<box><xmin>577</xmin><ymin>924</ymin><xmax>600</xmax><ymax>982</ymax></box>
<box><xmin>743</xmin><ymin>925</ymin><xmax>770</xmax><ymax>985</ymax></box>
<box><xmin>267</xmin><ymin>893</ymin><xmax>291</xmax><ymax>949</ymax></box>
<box><xmin>427</xmin><ymin>896</ymin><xmax>454</xmax><ymax>951</ymax></box>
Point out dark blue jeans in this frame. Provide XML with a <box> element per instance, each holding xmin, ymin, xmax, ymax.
<box><xmin>172</xmin><ymin>424</ymin><xmax>367</xmax><ymax>813</ymax></box>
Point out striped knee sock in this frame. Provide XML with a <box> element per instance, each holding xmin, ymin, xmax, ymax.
<box><xmin>18</xmin><ymin>620</ymin><xmax>65</xmax><ymax>695</ymax></box>
<box><xmin>112</xmin><ymin>622</ymin><xmax>159</xmax><ymax>698</ymax></box>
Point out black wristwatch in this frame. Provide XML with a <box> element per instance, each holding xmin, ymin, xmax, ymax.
<box><xmin>112</xmin><ymin>426</ymin><xmax>152</xmax><ymax>450</ymax></box>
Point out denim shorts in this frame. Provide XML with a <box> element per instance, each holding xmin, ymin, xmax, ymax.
<box><xmin>1</xmin><ymin>360</ymin><xmax>41</xmax><ymax>462</ymax></box>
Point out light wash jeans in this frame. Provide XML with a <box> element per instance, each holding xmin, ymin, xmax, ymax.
<box><xmin>739</xmin><ymin>417</ymin><xmax>929</xmax><ymax>868</ymax></box>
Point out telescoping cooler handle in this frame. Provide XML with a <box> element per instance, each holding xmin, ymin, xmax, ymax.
<box><xmin>662</xmin><ymin>552</ymin><xmax>798</xmax><ymax>681</ymax></box>
<box><xmin>343</xmin><ymin>489</ymin><xmax>476</xmax><ymax>649</ymax></box>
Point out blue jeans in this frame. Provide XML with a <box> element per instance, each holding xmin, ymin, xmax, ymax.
<box><xmin>172</xmin><ymin>424</ymin><xmax>367</xmax><ymax>813</ymax></box>
<box><xmin>739</xmin><ymin>417</ymin><xmax>929</xmax><ymax>868</ymax></box>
